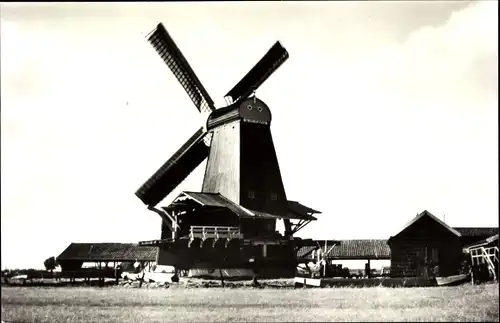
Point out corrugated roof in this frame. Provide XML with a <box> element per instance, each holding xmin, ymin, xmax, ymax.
<box><xmin>56</xmin><ymin>243</ymin><xmax>157</xmax><ymax>262</ymax></box>
<box><xmin>453</xmin><ymin>227</ymin><xmax>498</xmax><ymax>237</ymax></box>
<box><xmin>331</xmin><ymin>239</ymin><xmax>390</xmax><ymax>259</ymax></box>
<box><xmin>297</xmin><ymin>245</ymin><xmax>317</xmax><ymax>259</ymax></box>
<box><xmin>297</xmin><ymin>239</ymin><xmax>391</xmax><ymax>260</ymax></box>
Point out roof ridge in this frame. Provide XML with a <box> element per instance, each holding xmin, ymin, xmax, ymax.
<box><xmin>392</xmin><ymin>210</ymin><xmax>462</xmax><ymax>238</ymax></box>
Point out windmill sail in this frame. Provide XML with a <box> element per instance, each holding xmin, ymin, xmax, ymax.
<box><xmin>225</xmin><ymin>41</ymin><xmax>289</xmax><ymax>103</ymax></box>
<box><xmin>147</xmin><ymin>23</ymin><xmax>215</xmax><ymax>115</ymax></box>
<box><xmin>135</xmin><ymin>127</ymin><xmax>209</xmax><ymax>206</ymax></box>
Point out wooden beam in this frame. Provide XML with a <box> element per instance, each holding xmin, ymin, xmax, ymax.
<box><xmin>164</xmin><ymin>208</ymin><xmax>182</xmax><ymax>231</ymax></box>
<box><xmin>291</xmin><ymin>220</ymin><xmax>311</xmax><ymax>235</ymax></box>
<box><xmin>290</xmin><ymin>220</ymin><xmax>305</xmax><ymax>234</ymax></box>
<box><xmin>148</xmin><ymin>206</ymin><xmax>174</xmax><ymax>232</ymax></box>
<box><xmin>283</xmin><ymin>219</ymin><xmax>293</xmax><ymax>236</ymax></box>
<box><xmin>323</xmin><ymin>256</ymin><xmax>391</xmax><ymax>260</ymax></box>
<box><xmin>156</xmin><ymin>206</ymin><xmax>176</xmax><ymax>224</ymax></box>
<box><xmin>325</xmin><ymin>243</ymin><xmax>337</xmax><ymax>255</ymax></box>
<box><xmin>219</xmin><ymin>269</ymin><xmax>225</xmax><ymax>287</ymax></box>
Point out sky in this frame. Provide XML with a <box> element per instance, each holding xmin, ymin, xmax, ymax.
<box><xmin>1</xmin><ymin>1</ymin><xmax>498</xmax><ymax>270</ymax></box>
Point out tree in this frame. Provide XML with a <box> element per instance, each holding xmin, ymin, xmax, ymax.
<box><xmin>44</xmin><ymin>257</ymin><xmax>57</xmax><ymax>271</ymax></box>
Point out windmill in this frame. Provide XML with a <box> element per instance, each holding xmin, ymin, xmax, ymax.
<box><xmin>135</xmin><ymin>23</ymin><xmax>321</xmax><ymax>278</ymax></box>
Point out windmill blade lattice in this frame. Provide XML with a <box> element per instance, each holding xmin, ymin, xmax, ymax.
<box><xmin>147</xmin><ymin>23</ymin><xmax>215</xmax><ymax>115</ymax></box>
<box><xmin>225</xmin><ymin>41</ymin><xmax>289</xmax><ymax>103</ymax></box>
<box><xmin>135</xmin><ymin>127</ymin><xmax>210</xmax><ymax>206</ymax></box>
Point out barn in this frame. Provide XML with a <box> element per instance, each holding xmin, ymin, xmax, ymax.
<box><xmin>387</xmin><ymin>210</ymin><xmax>498</xmax><ymax>278</ymax></box>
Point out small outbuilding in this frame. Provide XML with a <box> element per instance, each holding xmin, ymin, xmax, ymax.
<box><xmin>387</xmin><ymin>210</ymin><xmax>498</xmax><ymax>278</ymax></box>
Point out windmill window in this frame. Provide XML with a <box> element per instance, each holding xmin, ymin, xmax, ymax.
<box><xmin>271</xmin><ymin>193</ymin><xmax>277</xmax><ymax>200</ymax></box>
<box><xmin>248</xmin><ymin>190</ymin><xmax>255</xmax><ymax>199</ymax></box>
<box><xmin>247</xmin><ymin>105</ymin><xmax>253</xmax><ymax>110</ymax></box>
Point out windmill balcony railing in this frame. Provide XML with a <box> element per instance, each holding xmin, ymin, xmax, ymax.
<box><xmin>188</xmin><ymin>226</ymin><xmax>243</xmax><ymax>247</ymax></box>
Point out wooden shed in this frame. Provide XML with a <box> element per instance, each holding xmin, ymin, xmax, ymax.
<box><xmin>387</xmin><ymin>210</ymin><xmax>498</xmax><ymax>278</ymax></box>
<box><xmin>56</xmin><ymin>243</ymin><xmax>157</xmax><ymax>271</ymax></box>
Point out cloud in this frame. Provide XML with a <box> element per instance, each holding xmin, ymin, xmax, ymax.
<box><xmin>296</xmin><ymin>1</ymin><xmax>498</xmax><ymax>238</ymax></box>
<box><xmin>377</xmin><ymin>0</ymin><xmax>496</xmax><ymax>101</ymax></box>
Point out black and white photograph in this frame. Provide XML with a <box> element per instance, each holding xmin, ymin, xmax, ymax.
<box><xmin>1</xmin><ymin>1</ymin><xmax>498</xmax><ymax>322</ymax></box>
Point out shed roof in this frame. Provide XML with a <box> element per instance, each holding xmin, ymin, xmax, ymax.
<box><xmin>56</xmin><ymin>243</ymin><xmax>157</xmax><ymax>262</ymax></box>
<box><xmin>462</xmin><ymin>234</ymin><xmax>499</xmax><ymax>252</ymax></box>
<box><xmin>453</xmin><ymin>227</ymin><xmax>498</xmax><ymax>238</ymax></box>
<box><xmin>391</xmin><ymin>210</ymin><xmax>462</xmax><ymax>239</ymax></box>
<box><xmin>297</xmin><ymin>239</ymin><xmax>391</xmax><ymax>260</ymax></box>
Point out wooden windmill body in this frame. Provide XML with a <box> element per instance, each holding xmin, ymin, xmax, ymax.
<box><xmin>135</xmin><ymin>24</ymin><xmax>320</xmax><ymax>277</ymax></box>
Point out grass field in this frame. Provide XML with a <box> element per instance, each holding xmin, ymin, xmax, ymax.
<box><xmin>1</xmin><ymin>283</ymin><xmax>498</xmax><ymax>322</ymax></box>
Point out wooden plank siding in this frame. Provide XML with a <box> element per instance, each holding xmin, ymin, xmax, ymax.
<box><xmin>155</xmin><ymin>239</ymin><xmax>297</xmax><ymax>277</ymax></box>
<box><xmin>388</xmin><ymin>211</ymin><xmax>463</xmax><ymax>278</ymax></box>
<box><xmin>202</xmin><ymin>120</ymin><xmax>241</xmax><ymax>204</ymax></box>
<box><xmin>388</xmin><ymin>238</ymin><xmax>462</xmax><ymax>278</ymax></box>
<box><xmin>239</xmin><ymin>122</ymin><xmax>289</xmax><ymax>217</ymax></box>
